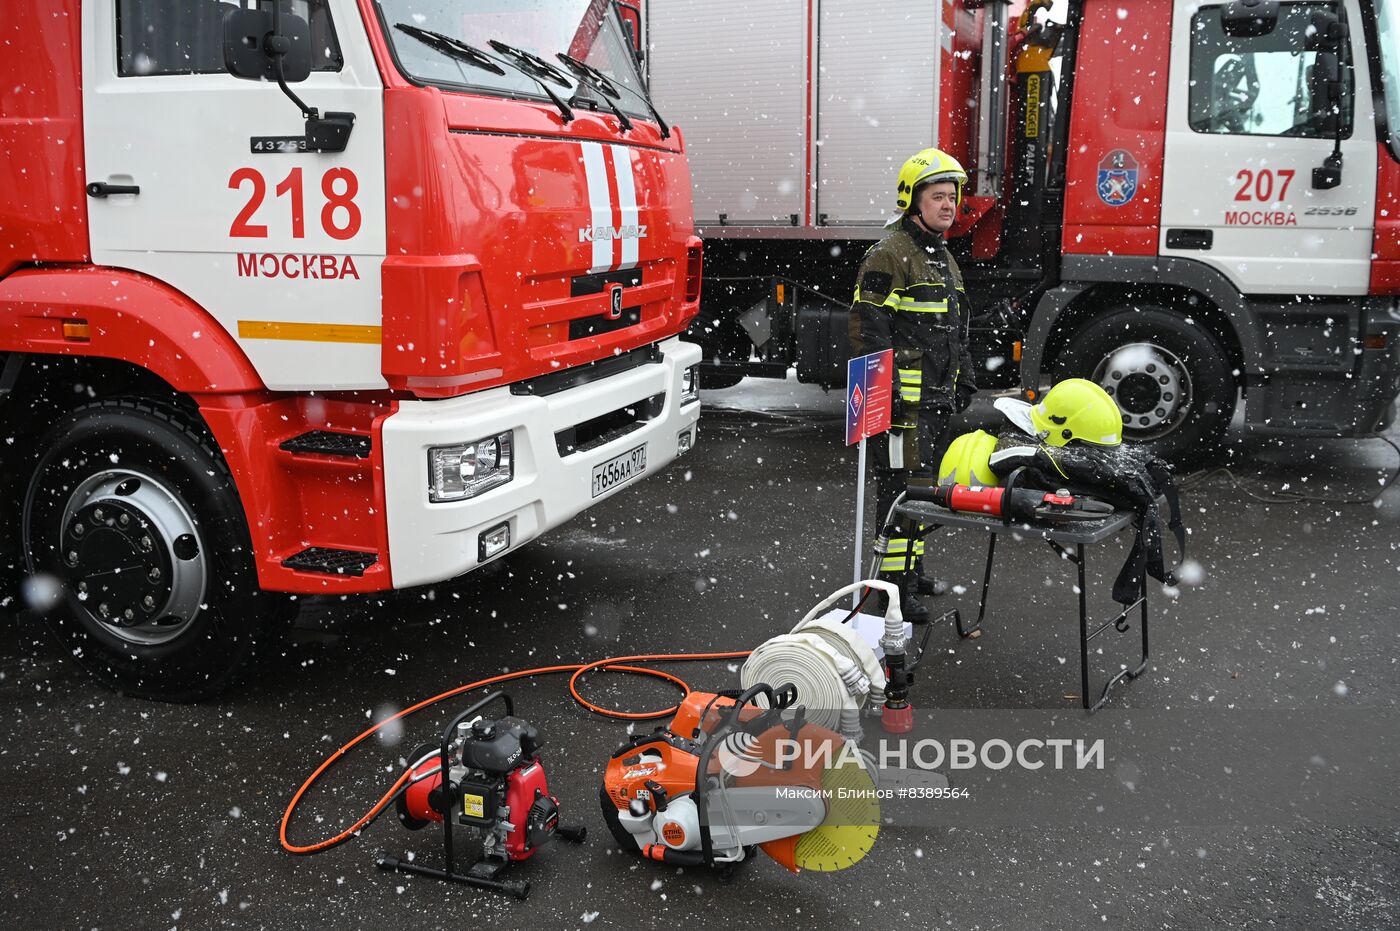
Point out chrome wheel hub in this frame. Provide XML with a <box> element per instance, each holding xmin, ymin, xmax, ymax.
<box><xmin>1093</xmin><ymin>342</ymin><xmax>1193</xmax><ymax>439</ymax></box>
<box><xmin>57</xmin><ymin>470</ymin><xmax>206</xmax><ymax>646</ymax></box>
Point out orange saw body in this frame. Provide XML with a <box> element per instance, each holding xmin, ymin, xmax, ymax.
<box><xmin>600</xmin><ymin>686</ymin><xmax>879</xmax><ymax>877</ymax></box>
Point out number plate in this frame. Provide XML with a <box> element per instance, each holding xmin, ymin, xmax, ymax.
<box><xmin>591</xmin><ymin>444</ymin><xmax>648</xmax><ymax>498</ymax></box>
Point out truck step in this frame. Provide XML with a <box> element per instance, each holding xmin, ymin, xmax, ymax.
<box><xmin>283</xmin><ymin>547</ymin><xmax>378</xmax><ymax>576</ymax></box>
<box><xmin>279</xmin><ymin>430</ymin><xmax>372</xmax><ymax>459</ymax></box>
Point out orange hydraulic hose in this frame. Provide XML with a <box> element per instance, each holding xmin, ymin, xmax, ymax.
<box><xmin>280</xmin><ymin>650</ymin><xmax>751</xmax><ymax>855</ymax></box>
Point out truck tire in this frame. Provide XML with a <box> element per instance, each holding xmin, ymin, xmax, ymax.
<box><xmin>688</xmin><ymin>309</ymin><xmax>751</xmax><ymax>390</ymax></box>
<box><xmin>1055</xmin><ymin>305</ymin><xmax>1235</xmax><ymax>465</ymax></box>
<box><xmin>22</xmin><ymin>399</ymin><xmax>275</xmax><ymax>701</ymax></box>
<box><xmin>0</xmin><ymin>477</ymin><xmax>25</xmax><ymax>615</ymax></box>
<box><xmin>0</xmin><ymin>553</ymin><xmax>24</xmax><ymax>616</ymax></box>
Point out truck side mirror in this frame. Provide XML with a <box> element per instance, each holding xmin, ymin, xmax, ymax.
<box><xmin>1309</xmin><ymin>52</ymin><xmax>1344</xmax><ymax>133</ymax></box>
<box><xmin>1305</xmin><ymin>10</ymin><xmax>1348</xmax><ymax>52</ymax></box>
<box><xmin>224</xmin><ymin>6</ymin><xmax>313</xmax><ymax>83</ymax></box>
<box><xmin>1309</xmin><ymin>50</ymin><xmax>1346</xmax><ymax>189</ymax></box>
<box><xmin>1220</xmin><ymin>0</ymin><xmax>1279</xmax><ymax>37</ymax></box>
<box><xmin>616</xmin><ymin>2</ymin><xmax>643</xmax><ymax>52</ymax></box>
<box><xmin>615</xmin><ymin>1</ymin><xmax>646</xmax><ymax>73</ymax></box>
<box><xmin>223</xmin><ymin>5</ymin><xmax>353</xmax><ymax>153</ymax></box>
<box><xmin>1313</xmin><ymin>151</ymin><xmax>1344</xmax><ymax>189</ymax></box>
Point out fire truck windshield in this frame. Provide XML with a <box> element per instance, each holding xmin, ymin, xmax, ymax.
<box><xmin>1379</xmin><ymin>0</ymin><xmax>1400</xmax><ymax>158</ymax></box>
<box><xmin>376</xmin><ymin>0</ymin><xmax>653</xmax><ymax>120</ymax></box>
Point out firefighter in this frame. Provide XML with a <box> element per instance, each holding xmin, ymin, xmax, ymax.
<box><xmin>850</xmin><ymin>147</ymin><xmax>977</xmax><ymax>622</ymax></box>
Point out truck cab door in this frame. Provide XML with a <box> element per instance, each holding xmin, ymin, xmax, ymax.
<box><xmin>1159</xmin><ymin>0</ymin><xmax>1377</xmax><ymax>295</ymax></box>
<box><xmin>81</xmin><ymin>0</ymin><xmax>386</xmax><ymax>390</ymax></box>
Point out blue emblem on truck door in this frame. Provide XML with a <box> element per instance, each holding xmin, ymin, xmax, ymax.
<box><xmin>1097</xmin><ymin>149</ymin><xmax>1139</xmax><ymax>206</ymax></box>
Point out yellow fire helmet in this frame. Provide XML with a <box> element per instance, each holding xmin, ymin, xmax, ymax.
<box><xmin>938</xmin><ymin>429</ymin><xmax>1000</xmax><ymax>487</ymax></box>
<box><xmin>1030</xmin><ymin>378</ymin><xmax>1124</xmax><ymax>447</ymax></box>
<box><xmin>894</xmin><ymin>147</ymin><xmax>968</xmax><ymax>217</ymax></box>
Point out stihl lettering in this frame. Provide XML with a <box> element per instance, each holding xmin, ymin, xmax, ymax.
<box><xmin>578</xmin><ymin>224</ymin><xmax>648</xmax><ymax>243</ymax></box>
<box><xmin>235</xmin><ymin>254</ymin><xmax>361</xmax><ymax>280</ymax></box>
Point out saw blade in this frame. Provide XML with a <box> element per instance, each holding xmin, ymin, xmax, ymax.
<box><xmin>789</xmin><ymin>756</ymin><xmax>881</xmax><ymax>872</ymax></box>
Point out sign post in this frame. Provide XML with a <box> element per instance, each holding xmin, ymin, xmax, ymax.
<box><xmin>846</xmin><ymin>349</ymin><xmax>893</xmax><ymax>606</ymax></box>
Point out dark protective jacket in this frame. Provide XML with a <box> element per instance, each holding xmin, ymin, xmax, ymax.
<box><xmin>849</xmin><ymin>215</ymin><xmax>977</xmax><ymax>425</ymax></box>
<box><xmin>987</xmin><ymin>431</ymin><xmax>1186</xmax><ymax>605</ymax></box>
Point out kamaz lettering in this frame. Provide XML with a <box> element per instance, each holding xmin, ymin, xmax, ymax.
<box><xmin>579</xmin><ymin>224</ymin><xmax>648</xmax><ymax>243</ymax></box>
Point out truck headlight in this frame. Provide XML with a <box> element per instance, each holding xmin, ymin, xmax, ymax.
<box><xmin>428</xmin><ymin>431</ymin><xmax>514</xmax><ymax>502</ymax></box>
<box><xmin>681</xmin><ymin>364</ymin><xmax>700</xmax><ymax>404</ymax></box>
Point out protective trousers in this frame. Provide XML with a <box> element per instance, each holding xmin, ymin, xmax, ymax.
<box><xmin>872</xmin><ymin>404</ymin><xmax>953</xmax><ymax>580</ymax></box>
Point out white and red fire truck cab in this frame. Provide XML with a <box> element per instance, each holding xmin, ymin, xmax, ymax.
<box><xmin>0</xmin><ymin>0</ymin><xmax>702</xmax><ymax>697</ymax></box>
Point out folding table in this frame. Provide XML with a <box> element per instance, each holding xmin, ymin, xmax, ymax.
<box><xmin>894</xmin><ymin>500</ymin><xmax>1149</xmax><ymax>711</ymax></box>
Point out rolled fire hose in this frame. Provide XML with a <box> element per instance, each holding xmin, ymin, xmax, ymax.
<box><xmin>740</xmin><ymin>580</ymin><xmax>903</xmax><ymax>742</ymax></box>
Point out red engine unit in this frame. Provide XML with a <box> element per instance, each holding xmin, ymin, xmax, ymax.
<box><xmin>381</xmin><ymin>692</ymin><xmax>584</xmax><ymax>899</ymax></box>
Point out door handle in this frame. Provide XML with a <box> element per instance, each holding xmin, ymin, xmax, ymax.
<box><xmin>1165</xmin><ymin>228</ymin><xmax>1212</xmax><ymax>250</ymax></box>
<box><xmin>86</xmin><ymin>181</ymin><xmax>140</xmax><ymax>198</ymax></box>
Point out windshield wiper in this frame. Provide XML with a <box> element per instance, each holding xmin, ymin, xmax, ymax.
<box><xmin>485</xmin><ymin>40</ymin><xmax>581</xmax><ymax>124</ymax></box>
<box><xmin>487</xmin><ymin>40</ymin><xmax>574</xmax><ymax>88</ymax></box>
<box><xmin>557</xmin><ymin>52</ymin><xmax>670</xmax><ymax>139</ymax></box>
<box><xmin>554</xmin><ymin>54</ymin><xmax>633</xmax><ymax>134</ymax></box>
<box><xmin>395</xmin><ymin>24</ymin><xmax>573</xmax><ymax>124</ymax></box>
<box><xmin>394</xmin><ymin>24</ymin><xmax>506</xmax><ymax>76</ymax></box>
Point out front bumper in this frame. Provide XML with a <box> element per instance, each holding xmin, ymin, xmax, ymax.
<box><xmin>1357</xmin><ymin>300</ymin><xmax>1400</xmax><ymax>433</ymax></box>
<box><xmin>1244</xmin><ymin>297</ymin><xmax>1400</xmax><ymax>437</ymax></box>
<box><xmin>380</xmin><ymin>337</ymin><xmax>702</xmax><ymax>588</ymax></box>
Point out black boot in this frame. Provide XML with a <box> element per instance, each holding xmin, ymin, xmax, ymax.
<box><xmin>898</xmin><ymin>574</ymin><xmax>929</xmax><ymax>623</ymax></box>
<box><xmin>911</xmin><ymin>557</ymin><xmax>948</xmax><ymax>597</ymax></box>
<box><xmin>916</xmin><ymin>576</ymin><xmax>949</xmax><ymax>597</ymax></box>
<box><xmin>870</xmin><ymin>573</ymin><xmax>927</xmax><ymax>622</ymax></box>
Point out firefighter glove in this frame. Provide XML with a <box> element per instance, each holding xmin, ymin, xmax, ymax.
<box><xmin>956</xmin><ymin>382</ymin><xmax>977</xmax><ymax>413</ymax></box>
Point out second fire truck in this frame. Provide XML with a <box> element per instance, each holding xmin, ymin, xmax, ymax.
<box><xmin>646</xmin><ymin>0</ymin><xmax>1400</xmax><ymax>463</ymax></box>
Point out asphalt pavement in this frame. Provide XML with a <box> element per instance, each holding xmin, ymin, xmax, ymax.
<box><xmin>2</xmin><ymin>379</ymin><xmax>1398</xmax><ymax>930</ymax></box>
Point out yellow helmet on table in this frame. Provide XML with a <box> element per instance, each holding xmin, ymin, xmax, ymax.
<box><xmin>1030</xmin><ymin>378</ymin><xmax>1123</xmax><ymax>447</ymax></box>
<box><xmin>938</xmin><ymin>429</ymin><xmax>1000</xmax><ymax>487</ymax></box>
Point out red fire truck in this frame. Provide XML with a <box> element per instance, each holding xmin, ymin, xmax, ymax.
<box><xmin>645</xmin><ymin>0</ymin><xmax>1400</xmax><ymax>463</ymax></box>
<box><xmin>0</xmin><ymin>0</ymin><xmax>701</xmax><ymax>698</ymax></box>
